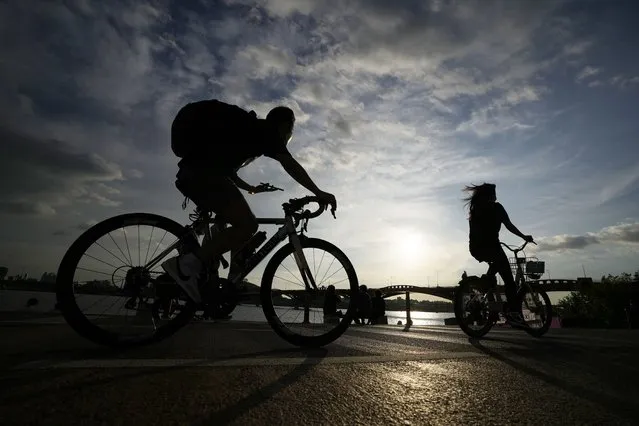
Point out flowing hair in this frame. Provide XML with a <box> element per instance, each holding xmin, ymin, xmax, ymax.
<box><xmin>462</xmin><ymin>183</ymin><xmax>496</xmax><ymax>220</ymax></box>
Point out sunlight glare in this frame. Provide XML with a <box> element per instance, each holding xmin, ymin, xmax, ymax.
<box><xmin>392</xmin><ymin>230</ymin><xmax>425</xmax><ymax>266</ymax></box>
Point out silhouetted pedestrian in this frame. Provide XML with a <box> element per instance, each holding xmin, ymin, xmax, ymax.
<box><xmin>368</xmin><ymin>290</ymin><xmax>386</xmax><ymax>324</ymax></box>
<box><xmin>355</xmin><ymin>285</ymin><xmax>371</xmax><ymax>325</ymax></box>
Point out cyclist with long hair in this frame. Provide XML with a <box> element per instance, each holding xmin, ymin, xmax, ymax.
<box><xmin>463</xmin><ymin>183</ymin><xmax>534</xmax><ymax>327</ymax></box>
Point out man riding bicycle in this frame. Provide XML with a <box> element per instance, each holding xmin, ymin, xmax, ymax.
<box><xmin>463</xmin><ymin>183</ymin><xmax>534</xmax><ymax>327</ymax></box>
<box><xmin>161</xmin><ymin>99</ymin><xmax>337</xmax><ymax>304</ymax></box>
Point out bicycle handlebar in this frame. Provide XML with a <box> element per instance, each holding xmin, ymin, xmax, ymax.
<box><xmin>285</xmin><ymin>196</ymin><xmax>325</xmax><ymax>219</ymax></box>
<box><xmin>500</xmin><ymin>239</ymin><xmax>536</xmax><ymax>253</ymax></box>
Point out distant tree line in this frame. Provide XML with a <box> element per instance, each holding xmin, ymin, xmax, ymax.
<box><xmin>557</xmin><ymin>271</ymin><xmax>639</xmax><ymax>328</ymax></box>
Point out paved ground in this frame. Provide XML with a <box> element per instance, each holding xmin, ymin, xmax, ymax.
<box><xmin>1</xmin><ymin>314</ymin><xmax>639</xmax><ymax>425</ymax></box>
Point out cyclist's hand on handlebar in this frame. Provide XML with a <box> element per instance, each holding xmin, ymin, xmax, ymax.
<box><xmin>316</xmin><ymin>191</ymin><xmax>337</xmax><ymax>218</ymax></box>
<box><xmin>524</xmin><ymin>235</ymin><xmax>536</xmax><ymax>244</ymax></box>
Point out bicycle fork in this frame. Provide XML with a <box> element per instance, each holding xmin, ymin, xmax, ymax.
<box><xmin>288</xmin><ymin>232</ymin><xmax>318</xmax><ymax>291</ymax></box>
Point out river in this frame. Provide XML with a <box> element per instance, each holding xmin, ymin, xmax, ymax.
<box><xmin>227</xmin><ymin>305</ymin><xmax>453</xmax><ymax>326</ymax></box>
<box><xmin>0</xmin><ymin>290</ymin><xmax>454</xmax><ymax>326</ymax></box>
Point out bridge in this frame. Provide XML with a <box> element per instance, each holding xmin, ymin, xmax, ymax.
<box><xmin>378</xmin><ymin>278</ymin><xmax>595</xmax><ymax>301</ymax></box>
<box><xmin>270</xmin><ymin>278</ymin><xmax>594</xmax><ymax>304</ymax></box>
<box><xmin>268</xmin><ymin>278</ymin><xmax>595</xmax><ymax>324</ymax></box>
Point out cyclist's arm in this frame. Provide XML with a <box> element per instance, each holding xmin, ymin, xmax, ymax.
<box><xmin>504</xmin><ymin>220</ymin><xmax>527</xmax><ymax>240</ymax></box>
<box><xmin>500</xmin><ymin>205</ymin><xmax>528</xmax><ymax>239</ymax></box>
<box><xmin>273</xmin><ymin>152</ymin><xmax>322</xmax><ymax>195</ymax></box>
<box><xmin>229</xmin><ymin>172</ymin><xmax>256</xmax><ymax>193</ymax></box>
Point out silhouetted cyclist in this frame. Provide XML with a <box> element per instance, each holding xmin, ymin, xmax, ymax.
<box><xmin>161</xmin><ymin>99</ymin><xmax>337</xmax><ymax>303</ymax></box>
<box><xmin>463</xmin><ymin>183</ymin><xmax>534</xmax><ymax>327</ymax></box>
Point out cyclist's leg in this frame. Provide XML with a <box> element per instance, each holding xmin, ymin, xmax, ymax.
<box><xmin>178</xmin><ymin>170</ymin><xmax>258</xmax><ymax>264</ymax></box>
<box><xmin>162</xmin><ymin>170</ymin><xmax>256</xmax><ymax>303</ymax></box>
<box><xmin>492</xmin><ymin>245</ymin><xmax>518</xmax><ymax>312</ymax></box>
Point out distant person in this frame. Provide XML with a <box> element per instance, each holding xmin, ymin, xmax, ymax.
<box><xmin>368</xmin><ymin>290</ymin><xmax>386</xmax><ymax>324</ymax></box>
<box><xmin>161</xmin><ymin>100</ymin><xmax>337</xmax><ymax>303</ymax></box>
<box><xmin>627</xmin><ymin>300</ymin><xmax>637</xmax><ymax>329</ymax></box>
<box><xmin>323</xmin><ymin>285</ymin><xmax>343</xmax><ymax>319</ymax></box>
<box><xmin>463</xmin><ymin>183</ymin><xmax>535</xmax><ymax>327</ymax></box>
<box><xmin>355</xmin><ymin>285</ymin><xmax>372</xmax><ymax>325</ymax></box>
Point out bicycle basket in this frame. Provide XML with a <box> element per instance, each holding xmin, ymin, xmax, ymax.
<box><xmin>509</xmin><ymin>257</ymin><xmax>545</xmax><ymax>279</ymax></box>
<box><xmin>526</xmin><ymin>260</ymin><xmax>545</xmax><ymax>275</ymax></box>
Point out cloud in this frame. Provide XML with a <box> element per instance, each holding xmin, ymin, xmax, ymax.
<box><xmin>599</xmin><ymin>162</ymin><xmax>639</xmax><ymax>206</ymax></box>
<box><xmin>0</xmin><ymin>0</ymin><xmax>636</xmax><ymax>284</ymax></box>
<box><xmin>0</xmin><ymin>201</ymin><xmax>57</xmax><ymax>216</ymax></box>
<box><xmin>538</xmin><ymin>222</ymin><xmax>639</xmax><ymax>251</ymax></box>
<box><xmin>599</xmin><ymin>223</ymin><xmax>639</xmax><ymax>244</ymax></box>
<box><xmin>0</xmin><ymin>126</ymin><xmax>124</xmax><ymax>215</ymax></box>
<box><xmin>576</xmin><ymin>65</ymin><xmax>601</xmax><ymax>82</ymax></box>
<box><xmin>579</xmin><ymin>72</ymin><xmax>639</xmax><ymax>90</ymax></box>
<box><xmin>563</xmin><ymin>40</ymin><xmax>593</xmax><ymax>56</ymax></box>
<box><xmin>538</xmin><ymin>234</ymin><xmax>601</xmax><ymax>251</ymax></box>
<box><xmin>53</xmin><ymin>219</ymin><xmax>99</xmax><ymax>236</ymax></box>
<box><xmin>609</xmin><ymin>74</ymin><xmax>639</xmax><ymax>89</ymax></box>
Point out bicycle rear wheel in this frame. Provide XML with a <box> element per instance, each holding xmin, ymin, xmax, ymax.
<box><xmin>55</xmin><ymin>213</ymin><xmax>198</xmax><ymax>348</ymax></box>
<box><xmin>454</xmin><ymin>280</ymin><xmax>497</xmax><ymax>338</ymax></box>
<box><xmin>518</xmin><ymin>285</ymin><xmax>553</xmax><ymax>338</ymax></box>
<box><xmin>260</xmin><ymin>237</ymin><xmax>359</xmax><ymax>347</ymax></box>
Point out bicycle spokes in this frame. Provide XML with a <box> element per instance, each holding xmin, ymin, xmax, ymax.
<box><xmin>70</xmin><ymin>223</ymin><xmax>187</xmax><ymax>337</ymax></box>
<box><xmin>270</xmin><ymin>246</ymin><xmax>350</xmax><ymax>331</ymax></box>
<box><xmin>521</xmin><ymin>291</ymin><xmax>548</xmax><ymax>328</ymax></box>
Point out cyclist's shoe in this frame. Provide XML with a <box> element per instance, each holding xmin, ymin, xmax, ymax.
<box><xmin>161</xmin><ymin>253</ymin><xmax>203</xmax><ymax>304</ymax></box>
<box><xmin>505</xmin><ymin>311</ymin><xmax>528</xmax><ymax>328</ymax></box>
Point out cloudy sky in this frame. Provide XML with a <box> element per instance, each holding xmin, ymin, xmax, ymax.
<box><xmin>1</xmin><ymin>0</ymin><xmax>638</xmax><ymax>287</ymax></box>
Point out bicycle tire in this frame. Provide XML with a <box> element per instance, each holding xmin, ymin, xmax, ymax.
<box><xmin>518</xmin><ymin>286</ymin><xmax>553</xmax><ymax>338</ymax></box>
<box><xmin>454</xmin><ymin>281</ymin><xmax>495</xmax><ymax>338</ymax></box>
<box><xmin>260</xmin><ymin>237</ymin><xmax>359</xmax><ymax>347</ymax></box>
<box><xmin>55</xmin><ymin>213</ymin><xmax>197</xmax><ymax>348</ymax></box>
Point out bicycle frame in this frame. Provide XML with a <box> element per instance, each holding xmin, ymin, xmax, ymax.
<box><xmin>501</xmin><ymin>241</ymin><xmax>533</xmax><ymax>292</ymax></box>
<box><xmin>476</xmin><ymin>241</ymin><xmax>532</xmax><ymax>306</ymax></box>
<box><xmin>142</xmin><ymin>212</ymin><xmax>318</xmax><ymax>291</ymax></box>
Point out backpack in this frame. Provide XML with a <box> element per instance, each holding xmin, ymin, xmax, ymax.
<box><xmin>171</xmin><ymin>100</ymin><xmax>258</xmax><ymax>158</ymax></box>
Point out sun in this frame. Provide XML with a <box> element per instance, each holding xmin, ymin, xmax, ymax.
<box><xmin>392</xmin><ymin>230</ymin><xmax>425</xmax><ymax>266</ymax></box>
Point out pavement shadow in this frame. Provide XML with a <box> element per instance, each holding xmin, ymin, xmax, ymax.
<box><xmin>194</xmin><ymin>348</ymin><xmax>328</xmax><ymax>426</ymax></box>
<box><xmin>0</xmin><ymin>347</ymin><xmax>326</xmax><ymax>407</ymax></box>
<box><xmin>469</xmin><ymin>337</ymin><xmax>639</xmax><ymax>422</ymax></box>
<box><xmin>1</xmin><ymin>345</ymin><xmax>125</xmax><ymax>370</ymax></box>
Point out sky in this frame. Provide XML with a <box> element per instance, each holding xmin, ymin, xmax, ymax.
<box><xmin>0</xmin><ymin>0</ymin><xmax>638</xmax><ymax>288</ymax></box>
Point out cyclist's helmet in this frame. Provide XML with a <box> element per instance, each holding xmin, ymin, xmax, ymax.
<box><xmin>266</xmin><ymin>106</ymin><xmax>295</xmax><ymax>146</ymax></box>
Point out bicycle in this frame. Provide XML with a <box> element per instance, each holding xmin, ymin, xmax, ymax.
<box><xmin>453</xmin><ymin>240</ymin><xmax>553</xmax><ymax>338</ymax></box>
<box><xmin>55</xmin><ymin>194</ymin><xmax>359</xmax><ymax>348</ymax></box>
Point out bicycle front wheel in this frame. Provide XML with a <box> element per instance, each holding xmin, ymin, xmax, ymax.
<box><xmin>518</xmin><ymin>285</ymin><xmax>553</xmax><ymax>338</ymax></box>
<box><xmin>55</xmin><ymin>213</ymin><xmax>198</xmax><ymax>348</ymax></box>
<box><xmin>260</xmin><ymin>237</ymin><xmax>359</xmax><ymax>347</ymax></box>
